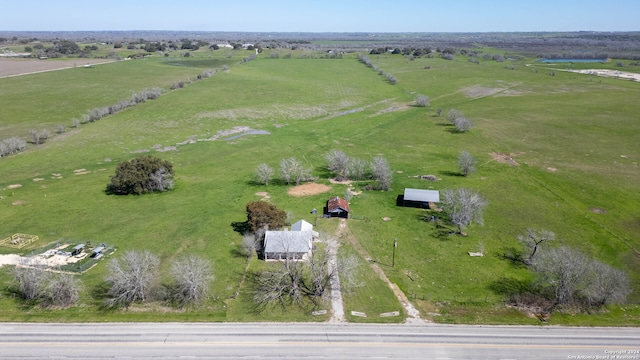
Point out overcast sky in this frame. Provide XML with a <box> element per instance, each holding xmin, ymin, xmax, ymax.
<box><xmin>2</xmin><ymin>0</ymin><xmax>638</xmax><ymax>32</ymax></box>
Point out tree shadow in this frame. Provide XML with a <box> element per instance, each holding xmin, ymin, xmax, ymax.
<box><xmin>445</xmin><ymin>128</ymin><xmax>465</xmax><ymax>134</ymax></box>
<box><xmin>432</xmin><ymin>223</ymin><xmax>456</xmax><ymax>241</ymax></box>
<box><xmin>229</xmin><ymin>247</ymin><xmax>249</xmax><ymax>259</ymax></box>
<box><xmin>488</xmin><ymin>277</ymin><xmax>534</xmax><ymax>297</ymax></box>
<box><xmin>2</xmin><ymin>286</ymin><xmax>40</xmax><ymax>311</ymax></box>
<box><xmin>231</xmin><ymin>221</ymin><xmax>250</xmax><ymax>234</ymax></box>
<box><xmin>439</xmin><ymin>170</ymin><xmax>464</xmax><ymax>178</ymax></box>
<box><xmin>435</xmin><ymin>122</ymin><xmax>452</xmax><ymax>127</ymax></box>
<box><xmin>496</xmin><ymin>246</ymin><xmax>528</xmax><ymax>268</ymax></box>
<box><xmin>314</xmin><ymin>166</ymin><xmax>333</xmax><ymax>180</ymax></box>
<box><xmin>89</xmin><ymin>282</ymin><xmax>120</xmax><ymax>313</ymax></box>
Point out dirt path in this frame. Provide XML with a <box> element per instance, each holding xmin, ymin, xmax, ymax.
<box><xmin>326</xmin><ymin>234</ymin><xmax>345</xmax><ymax>322</ymax></box>
<box><xmin>0</xmin><ymin>58</ymin><xmax>117</xmax><ymax>78</ymax></box>
<box><xmin>335</xmin><ymin>219</ymin><xmax>425</xmax><ymax>324</ymax></box>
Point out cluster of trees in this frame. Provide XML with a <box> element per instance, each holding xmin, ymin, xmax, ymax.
<box><xmin>0</xmin><ymin>136</ymin><xmax>27</xmax><ymax>158</ymax></box>
<box><xmin>12</xmin><ymin>265</ymin><xmax>81</xmax><ymax>308</ymax></box>
<box><xmin>515</xmin><ymin>229</ymin><xmax>631</xmax><ymax>309</ymax></box>
<box><xmin>11</xmin><ymin>251</ymin><xmax>214</xmax><ymax>310</ymax></box>
<box><xmin>324</xmin><ymin>150</ymin><xmax>393</xmax><ymax>190</ymax></box>
<box><xmin>20</xmin><ymin>40</ymin><xmax>99</xmax><ymax>58</ymax></box>
<box><xmin>106</xmin><ymin>155</ymin><xmax>174</xmax><ymax>195</ymax></box>
<box><xmin>254</xmin><ymin>158</ymin><xmax>314</xmax><ymax>187</ymax></box>
<box><xmin>28</xmin><ymin>129</ymin><xmax>50</xmax><ymax>145</ymax></box>
<box><xmin>447</xmin><ymin>109</ymin><xmax>474</xmax><ymax>133</ymax></box>
<box><xmin>368</xmin><ymin>47</ymin><xmax>433</xmax><ymax>57</ymax></box>
<box><xmin>357</xmin><ymin>54</ymin><xmax>397</xmax><ymax>84</ymax></box>
<box><xmin>250</xmin><ymin>248</ymin><xmax>333</xmax><ymax>311</ymax></box>
<box><xmin>104</xmin><ymin>250</ymin><xmax>213</xmax><ymax>309</ymax></box>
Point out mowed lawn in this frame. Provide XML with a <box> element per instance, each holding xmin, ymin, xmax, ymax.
<box><xmin>0</xmin><ymin>50</ymin><xmax>639</xmax><ymax>324</ymax></box>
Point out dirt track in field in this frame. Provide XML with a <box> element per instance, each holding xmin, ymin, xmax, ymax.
<box><xmin>0</xmin><ymin>58</ymin><xmax>116</xmax><ymax>78</ymax></box>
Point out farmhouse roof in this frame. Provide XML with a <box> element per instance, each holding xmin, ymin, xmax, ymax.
<box><xmin>327</xmin><ymin>196</ymin><xmax>350</xmax><ymax>212</ymax></box>
<box><xmin>403</xmin><ymin>188</ymin><xmax>440</xmax><ymax>203</ymax></box>
<box><xmin>264</xmin><ymin>231</ymin><xmax>312</xmax><ymax>254</ymax></box>
<box><xmin>291</xmin><ymin>220</ymin><xmax>313</xmax><ymax>232</ymax></box>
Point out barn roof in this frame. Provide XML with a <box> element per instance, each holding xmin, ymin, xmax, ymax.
<box><xmin>264</xmin><ymin>231</ymin><xmax>312</xmax><ymax>254</ymax></box>
<box><xmin>327</xmin><ymin>196</ymin><xmax>350</xmax><ymax>212</ymax></box>
<box><xmin>403</xmin><ymin>188</ymin><xmax>440</xmax><ymax>203</ymax></box>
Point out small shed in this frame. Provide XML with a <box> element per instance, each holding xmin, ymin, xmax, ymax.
<box><xmin>264</xmin><ymin>231</ymin><xmax>313</xmax><ymax>261</ymax></box>
<box><xmin>399</xmin><ymin>188</ymin><xmax>440</xmax><ymax>209</ymax></box>
<box><xmin>325</xmin><ymin>196</ymin><xmax>350</xmax><ymax>218</ymax></box>
<box><xmin>71</xmin><ymin>244</ymin><xmax>85</xmax><ymax>256</ymax></box>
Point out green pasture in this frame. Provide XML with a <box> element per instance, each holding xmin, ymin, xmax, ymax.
<box><xmin>0</xmin><ymin>50</ymin><xmax>638</xmax><ymax>324</ymax></box>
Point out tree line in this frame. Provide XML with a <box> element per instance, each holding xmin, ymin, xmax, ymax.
<box><xmin>11</xmin><ymin>251</ymin><xmax>213</xmax><ymax>309</ymax></box>
<box><xmin>0</xmin><ymin>69</ymin><xmax>216</xmax><ymax>161</ymax></box>
<box><xmin>254</xmin><ymin>151</ymin><xmax>393</xmax><ymax>191</ymax></box>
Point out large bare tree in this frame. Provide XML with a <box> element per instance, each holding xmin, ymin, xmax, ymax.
<box><xmin>370</xmin><ymin>156</ymin><xmax>393</xmax><ymax>190</ymax></box>
<box><xmin>169</xmin><ymin>255</ymin><xmax>214</xmax><ymax>308</ymax></box>
<box><xmin>415</xmin><ymin>94</ymin><xmax>430</xmax><ymax>107</ymax></box>
<box><xmin>104</xmin><ymin>250</ymin><xmax>160</xmax><ymax>308</ymax></box>
<box><xmin>441</xmin><ymin>188</ymin><xmax>488</xmax><ymax>234</ymax></box>
<box><xmin>518</xmin><ymin>228</ymin><xmax>555</xmax><ymax>265</ymax></box>
<box><xmin>255</xmin><ymin>163</ymin><xmax>274</xmax><ymax>186</ymax></box>
<box><xmin>458</xmin><ymin>151</ymin><xmax>476</xmax><ymax>177</ymax></box>
<box><xmin>533</xmin><ymin>246</ymin><xmax>631</xmax><ymax>306</ymax></box>
<box><xmin>325</xmin><ymin>150</ymin><xmax>350</xmax><ymax>181</ymax></box>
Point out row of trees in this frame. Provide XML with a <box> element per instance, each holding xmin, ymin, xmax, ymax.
<box><xmin>254</xmin><ymin>158</ymin><xmax>314</xmax><ymax>186</ymax></box>
<box><xmin>12</xmin><ymin>251</ymin><xmax>214</xmax><ymax>309</ymax></box>
<box><xmin>357</xmin><ymin>54</ymin><xmax>397</xmax><ymax>84</ymax></box>
<box><xmin>71</xmin><ymin>69</ymin><xmax>214</xmax><ymax>130</ymax></box>
<box><xmin>104</xmin><ymin>251</ymin><xmax>213</xmax><ymax>309</ymax></box>
<box><xmin>324</xmin><ymin>150</ymin><xmax>393</xmax><ymax>190</ymax></box>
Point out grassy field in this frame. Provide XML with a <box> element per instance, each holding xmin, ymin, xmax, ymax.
<box><xmin>0</xmin><ymin>48</ymin><xmax>639</xmax><ymax>324</ymax></box>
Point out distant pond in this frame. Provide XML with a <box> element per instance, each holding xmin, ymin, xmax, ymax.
<box><xmin>537</xmin><ymin>58</ymin><xmax>607</xmax><ymax>63</ymax></box>
<box><xmin>225</xmin><ymin>130</ymin><xmax>271</xmax><ymax>140</ymax></box>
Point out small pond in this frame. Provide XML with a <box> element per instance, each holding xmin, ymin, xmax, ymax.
<box><xmin>225</xmin><ymin>130</ymin><xmax>271</xmax><ymax>140</ymax></box>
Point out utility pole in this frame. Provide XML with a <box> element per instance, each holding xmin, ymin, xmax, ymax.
<box><xmin>392</xmin><ymin>238</ymin><xmax>397</xmax><ymax>267</ymax></box>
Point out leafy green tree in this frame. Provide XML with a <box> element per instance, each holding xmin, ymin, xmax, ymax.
<box><xmin>106</xmin><ymin>155</ymin><xmax>174</xmax><ymax>195</ymax></box>
<box><xmin>246</xmin><ymin>201</ymin><xmax>286</xmax><ymax>233</ymax></box>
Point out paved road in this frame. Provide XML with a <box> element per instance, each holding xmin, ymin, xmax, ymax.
<box><xmin>1</xmin><ymin>322</ymin><xmax>638</xmax><ymax>359</ymax></box>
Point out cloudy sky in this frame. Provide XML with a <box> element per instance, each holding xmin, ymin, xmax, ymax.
<box><xmin>2</xmin><ymin>0</ymin><xmax>638</xmax><ymax>32</ymax></box>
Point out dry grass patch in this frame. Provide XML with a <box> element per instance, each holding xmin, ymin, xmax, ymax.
<box><xmin>489</xmin><ymin>152</ymin><xmax>519</xmax><ymax>166</ymax></box>
<box><xmin>287</xmin><ymin>183</ymin><xmax>331</xmax><ymax>197</ymax></box>
<box><xmin>463</xmin><ymin>85</ymin><xmax>505</xmax><ymax>99</ymax></box>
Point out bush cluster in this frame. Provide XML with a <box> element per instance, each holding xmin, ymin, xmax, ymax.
<box><xmin>106</xmin><ymin>155</ymin><xmax>174</xmax><ymax>195</ymax></box>
<box><xmin>0</xmin><ymin>136</ymin><xmax>27</xmax><ymax>157</ymax></box>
